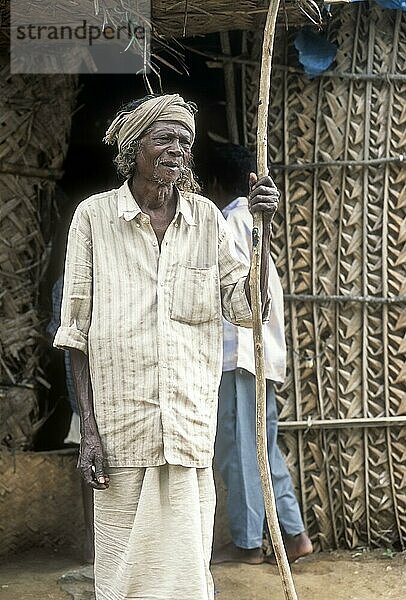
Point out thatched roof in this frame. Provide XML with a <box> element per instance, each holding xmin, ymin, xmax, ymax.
<box><xmin>152</xmin><ymin>1</ymin><xmax>311</xmax><ymax>37</ymax></box>
<box><xmin>0</xmin><ymin>0</ymin><xmax>316</xmax><ymax>49</ymax></box>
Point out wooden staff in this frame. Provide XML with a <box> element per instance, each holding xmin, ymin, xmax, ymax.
<box><xmin>249</xmin><ymin>2</ymin><xmax>299</xmax><ymax>599</ymax></box>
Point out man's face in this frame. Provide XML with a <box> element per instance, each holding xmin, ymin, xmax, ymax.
<box><xmin>135</xmin><ymin>121</ymin><xmax>193</xmax><ymax>184</ymax></box>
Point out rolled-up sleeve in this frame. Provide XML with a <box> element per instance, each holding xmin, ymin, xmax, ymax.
<box><xmin>218</xmin><ymin>213</ymin><xmax>253</xmax><ymax>328</ymax></box>
<box><xmin>53</xmin><ymin>205</ymin><xmax>93</xmax><ymax>355</ymax></box>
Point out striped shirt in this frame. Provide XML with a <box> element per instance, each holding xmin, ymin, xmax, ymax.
<box><xmin>54</xmin><ymin>180</ymin><xmax>254</xmax><ymax>467</ymax></box>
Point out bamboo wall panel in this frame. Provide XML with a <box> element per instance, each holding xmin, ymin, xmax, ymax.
<box><xmin>243</xmin><ymin>4</ymin><xmax>405</xmax><ymax>550</ymax></box>
<box><xmin>0</xmin><ymin>69</ymin><xmax>77</xmax><ymax>450</ymax></box>
<box><xmin>0</xmin><ymin>450</ymin><xmax>85</xmax><ymax>556</ymax></box>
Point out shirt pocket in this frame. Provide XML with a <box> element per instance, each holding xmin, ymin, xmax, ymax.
<box><xmin>170</xmin><ymin>265</ymin><xmax>218</xmax><ymax>324</ymax></box>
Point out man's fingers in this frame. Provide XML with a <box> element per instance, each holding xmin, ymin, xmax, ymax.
<box><xmin>259</xmin><ymin>175</ymin><xmax>277</xmax><ymax>188</ymax></box>
<box><xmin>94</xmin><ymin>454</ymin><xmax>108</xmax><ymax>485</ymax></box>
<box><xmin>250</xmin><ymin>186</ymin><xmax>280</xmax><ymax>200</ymax></box>
<box><xmin>249</xmin><ymin>190</ymin><xmax>280</xmax><ymax>212</ymax></box>
<box><xmin>81</xmin><ymin>469</ymin><xmax>108</xmax><ymax>490</ymax></box>
<box><xmin>80</xmin><ymin>459</ymin><xmax>109</xmax><ymax>489</ymax></box>
<box><xmin>249</xmin><ymin>202</ymin><xmax>279</xmax><ymax>218</ymax></box>
<box><xmin>81</xmin><ymin>464</ymin><xmax>96</xmax><ymax>486</ymax></box>
<box><xmin>250</xmin><ymin>201</ymin><xmax>278</xmax><ymax>211</ymax></box>
<box><xmin>249</xmin><ymin>172</ymin><xmax>258</xmax><ymax>189</ymax></box>
<box><xmin>250</xmin><ymin>174</ymin><xmax>277</xmax><ymax>190</ymax></box>
<box><xmin>78</xmin><ymin>435</ymin><xmax>108</xmax><ymax>489</ymax></box>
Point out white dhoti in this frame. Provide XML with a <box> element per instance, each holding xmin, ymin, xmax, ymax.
<box><xmin>94</xmin><ymin>464</ymin><xmax>216</xmax><ymax>600</ymax></box>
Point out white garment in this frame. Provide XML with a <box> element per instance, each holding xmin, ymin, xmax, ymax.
<box><xmin>54</xmin><ymin>181</ymin><xmax>254</xmax><ymax>467</ymax></box>
<box><xmin>94</xmin><ymin>464</ymin><xmax>215</xmax><ymax>600</ymax></box>
<box><xmin>222</xmin><ymin>197</ymin><xmax>286</xmax><ymax>383</ymax></box>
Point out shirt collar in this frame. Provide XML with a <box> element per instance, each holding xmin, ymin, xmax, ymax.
<box><xmin>176</xmin><ymin>190</ymin><xmax>196</xmax><ymax>226</ymax></box>
<box><xmin>117</xmin><ymin>180</ymin><xmax>142</xmax><ymax>221</ymax></box>
<box><xmin>117</xmin><ymin>180</ymin><xmax>195</xmax><ymax>225</ymax></box>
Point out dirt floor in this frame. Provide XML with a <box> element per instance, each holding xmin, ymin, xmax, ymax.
<box><xmin>0</xmin><ymin>548</ymin><xmax>405</xmax><ymax>600</ymax></box>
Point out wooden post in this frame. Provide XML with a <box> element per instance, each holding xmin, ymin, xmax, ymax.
<box><xmin>249</xmin><ymin>2</ymin><xmax>299</xmax><ymax>599</ymax></box>
<box><xmin>220</xmin><ymin>31</ymin><xmax>239</xmax><ymax>144</ymax></box>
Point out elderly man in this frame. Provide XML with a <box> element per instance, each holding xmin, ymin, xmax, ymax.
<box><xmin>54</xmin><ymin>94</ymin><xmax>279</xmax><ymax>600</ymax></box>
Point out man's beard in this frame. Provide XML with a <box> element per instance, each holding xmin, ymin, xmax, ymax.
<box><xmin>151</xmin><ymin>156</ymin><xmax>189</xmax><ymax>186</ymax></box>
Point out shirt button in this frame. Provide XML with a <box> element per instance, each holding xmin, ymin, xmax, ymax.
<box><xmin>152</xmin><ymin>241</ymin><xmax>157</xmax><ymax>246</ymax></box>
<box><xmin>174</xmin><ymin>223</ymin><xmax>179</xmax><ymax>228</ymax></box>
<box><xmin>160</xmin><ymin>282</ymin><xmax>164</xmax><ymax>286</ymax></box>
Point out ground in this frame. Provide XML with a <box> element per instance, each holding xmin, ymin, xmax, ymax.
<box><xmin>0</xmin><ymin>548</ymin><xmax>405</xmax><ymax>599</ymax></box>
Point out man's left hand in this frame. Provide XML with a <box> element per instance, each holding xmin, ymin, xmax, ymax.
<box><xmin>248</xmin><ymin>173</ymin><xmax>280</xmax><ymax>224</ymax></box>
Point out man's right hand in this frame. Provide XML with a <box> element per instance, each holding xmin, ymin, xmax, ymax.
<box><xmin>79</xmin><ymin>430</ymin><xmax>110</xmax><ymax>490</ymax></box>
<box><xmin>70</xmin><ymin>348</ymin><xmax>110</xmax><ymax>491</ymax></box>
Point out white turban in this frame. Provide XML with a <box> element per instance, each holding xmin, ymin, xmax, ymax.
<box><xmin>103</xmin><ymin>94</ymin><xmax>196</xmax><ymax>153</ymax></box>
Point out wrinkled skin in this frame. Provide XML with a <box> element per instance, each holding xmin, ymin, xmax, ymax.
<box><xmin>248</xmin><ymin>172</ymin><xmax>280</xmax><ymax>223</ymax></box>
<box><xmin>70</xmin><ymin>348</ymin><xmax>109</xmax><ymax>490</ymax></box>
<box><xmin>78</xmin><ymin>431</ymin><xmax>108</xmax><ymax>489</ymax></box>
<box><xmin>135</xmin><ymin>121</ymin><xmax>192</xmax><ymax>187</ymax></box>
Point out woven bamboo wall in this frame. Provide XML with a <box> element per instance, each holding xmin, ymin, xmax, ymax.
<box><xmin>0</xmin><ymin>450</ymin><xmax>85</xmax><ymax>556</ymax></box>
<box><xmin>243</xmin><ymin>4</ymin><xmax>405</xmax><ymax>550</ymax></box>
<box><xmin>0</xmin><ymin>67</ymin><xmax>77</xmax><ymax>450</ymax></box>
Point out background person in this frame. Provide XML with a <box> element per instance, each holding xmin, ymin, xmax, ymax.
<box><xmin>206</xmin><ymin>143</ymin><xmax>313</xmax><ymax>565</ymax></box>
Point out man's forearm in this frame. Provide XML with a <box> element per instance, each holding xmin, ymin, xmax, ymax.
<box><xmin>70</xmin><ymin>348</ymin><xmax>98</xmax><ymax>435</ymax></box>
<box><xmin>70</xmin><ymin>348</ymin><xmax>108</xmax><ymax>489</ymax></box>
